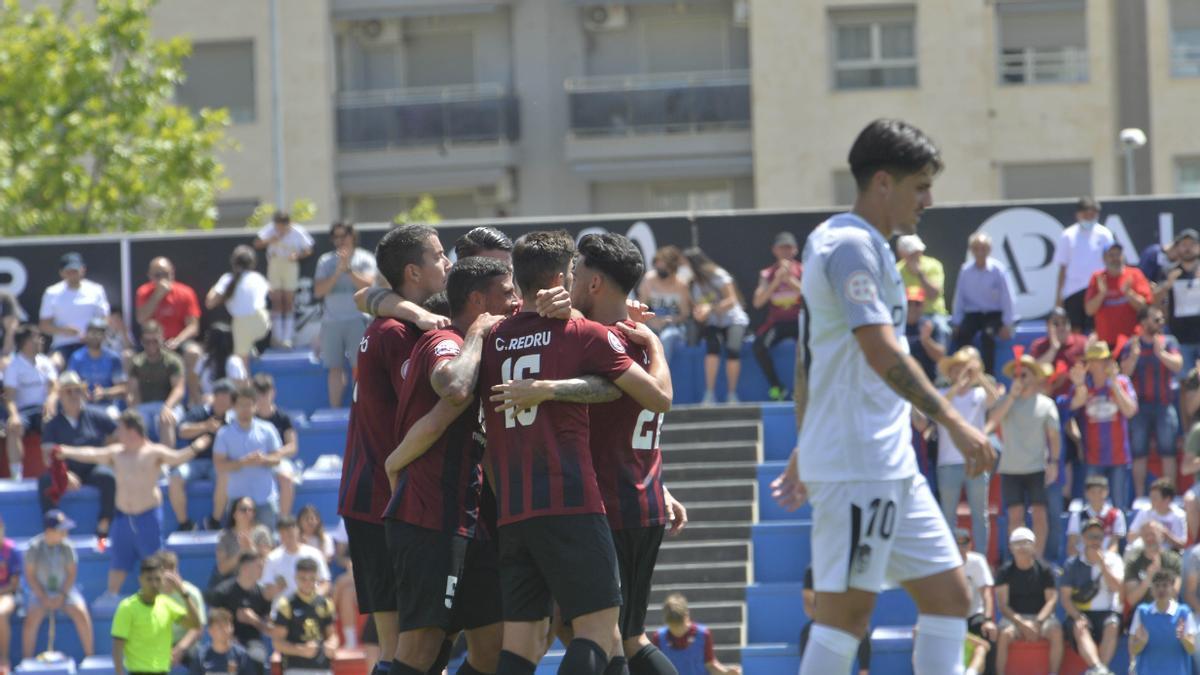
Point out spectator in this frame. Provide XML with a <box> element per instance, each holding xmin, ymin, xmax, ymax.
<box><xmin>989</xmin><ymin>354</ymin><xmax>1060</xmax><ymax>559</ymax></box>
<box><xmin>956</xmin><ymin>528</ymin><xmax>997</xmax><ymax>659</ymax></box>
<box><xmin>253</xmin><ymin>373</ymin><xmax>299</xmax><ymax>516</ymax></box>
<box><xmin>1071</xmin><ymin>341</ymin><xmax>1138</xmax><ymax>510</ymax></box>
<box><xmin>1045</xmin><ymin>380</ymin><xmax>1075</xmax><ymax>564</ymax></box>
<box><xmin>213</xmin><ymin>385</ymin><xmax>283</xmax><ymax>527</ymax></box>
<box><xmin>1183</xmin><ymin>419</ymin><xmax>1200</xmax><ymax>541</ymax></box>
<box><xmin>1030</xmin><ymin>307</ymin><xmax>1089</xmax><ymax>398</ymax></box>
<box><xmin>38</xmin><ymin>251</ymin><xmax>110</xmax><ymax>364</ymax></box>
<box><xmin>135</xmin><ymin>257</ymin><xmax>202</xmax><ymax>390</ymax></box>
<box><xmin>798</xmin><ymin>567</ymin><xmax>869</xmax><ymax>675</ymax></box>
<box><xmin>1055</xmin><ymin>197</ymin><xmax>1113</xmax><ymax>333</ymax></box>
<box><xmin>903</xmin><ymin>287</ymin><xmax>948</xmax><ymax>381</ymax></box>
<box><xmin>171</xmin><ymin>378</ymin><xmax>236</xmax><ymax>532</ymax></box>
<box><xmin>454</xmin><ymin>225</ymin><xmax>514</xmax><ymax>261</ymax></box>
<box><xmin>190</xmin><ymin>608</ymin><xmax>253</xmax><ymax>675</ymax></box>
<box><xmin>1140</xmin><ymin>239</ymin><xmax>1175</xmax><ymax>288</ymax></box>
<box><xmin>1158</xmin><ymin>229</ymin><xmax>1200</xmax><ymax>377</ymax></box>
<box><xmin>639</xmin><ymin>245</ymin><xmax>692</xmax><ymax>364</ymax></box>
<box><xmin>685</xmin><ymin>247</ymin><xmax>750</xmax><ymax>404</ymax></box>
<box><xmin>212</xmin><ymin>496</ymin><xmax>273</xmax><ymax>589</ymax></box>
<box><xmin>206</xmin><ymin>245</ymin><xmax>271</xmax><ymax>364</ymax></box>
<box><xmin>649</xmin><ymin>593</ymin><xmax>742</xmax><ymax>675</ymax></box>
<box><xmin>1066</xmin><ymin>474</ymin><xmax>1127</xmax><ymax>558</ymax></box>
<box><xmin>1130</xmin><ymin>568</ymin><xmax>1197</xmax><ymax>674</ymax></box>
<box><xmin>206</xmin><ymin>550</ymin><xmax>276</xmax><ymax>673</ymax></box>
<box><xmin>67</xmin><ymin>318</ymin><xmax>126</xmax><ymax>417</ymax></box>
<box><xmin>271</xmin><ymin>557</ymin><xmax>339</xmax><ymax>675</ymax></box>
<box><xmin>995</xmin><ymin>527</ymin><xmax>1062</xmax><ymax>675</ymax></box>
<box><xmin>1120</xmin><ymin>306</ymin><xmax>1184</xmax><ymax>498</ymax></box>
<box><xmin>1128</xmin><ymin>479</ymin><xmax>1188</xmax><ymax>551</ymax></box>
<box><xmin>0</xmin><ymin>515</ymin><xmax>22</xmax><ymax>674</ymax></box>
<box><xmin>159</xmin><ymin>550</ymin><xmax>206</xmax><ymax>671</ymax></box>
<box><xmin>0</xmin><ymin>291</ymin><xmax>19</xmax><ymax>365</ymax></box>
<box><xmin>111</xmin><ymin>554</ymin><xmax>202</xmax><ymax>675</ymax></box>
<box><xmin>260</xmin><ymin>515</ymin><xmax>331</xmax><ymax>599</ymax></box>
<box><xmin>750</xmin><ymin>232</ymin><xmax>803</xmax><ymax>401</ymax></box>
<box><xmin>194</xmin><ymin>323</ymin><xmax>249</xmax><ymax>401</ymax></box>
<box><xmin>38</xmin><ymin>371</ymin><xmax>117</xmax><ymax>537</ymax></box>
<box><xmin>1124</xmin><ymin>523</ymin><xmax>1183</xmax><ymax>608</ymax></box>
<box><xmin>313</xmin><ymin>222</ymin><xmax>375</xmax><ymax>408</ymax></box>
<box><xmin>21</xmin><ymin>510</ymin><xmax>93</xmax><ymax>661</ymax></box>
<box><xmin>1060</xmin><ymin>518</ymin><xmax>1124</xmax><ymax>674</ymax></box>
<box><xmin>896</xmin><ymin>234</ymin><xmax>949</xmax><ymax>335</ymax></box>
<box><xmin>3</xmin><ymin>324</ymin><xmax>58</xmax><ymax>478</ymax></box>
<box><xmin>254</xmin><ymin>211</ymin><xmax>314</xmax><ymax>349</ymax></box>
<box><xmin>104</xmin><ymin>306</ymin><xmax>134</xmax><ymax>359</ymax></box>
<box><xmin>298</xmin><ymin>504</ymin><xmax>335</xmax><ymax>565</ymax></box>
<box><xmin>125</xmin><ymin>320</ymin><xmax>185</xmax><ymax>448</ymax></box>
<box><xmin>951</xmin><ymin>232</ymin><xmax>1018</xmax><ymax>374</ymax></box>
<box><xmin>1085</xmin><ymin>241</ymin><xmax>1153</xmax><ymax>349</ymax></box>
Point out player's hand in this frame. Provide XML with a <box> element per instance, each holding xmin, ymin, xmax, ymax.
<box><xmin>693</xmin><ymin>303</ymin><xmax>712</xmax><ymax>323</ymax></box>
<box><xmin>664</xmin><ymin>488</ymin><xmax>688</xmax><ymax>535</ymax></box>
<box><xmin>468</xmin><ymin>312</ymin><xmax>504</xmax><ymax>337</ymax></box>
<box><xmin>414</xmin><ymin>308</ymin><xmax>451</xmax><ymax>332</ymax></box>
<box><xmin>770</xmin><ymin>452</ymin><xmax>807</xmax><ymax>511</ymax></box>
<box><xmin>160</xmin><ymin>571</ymin><xmax>183</xmax><ymax>593</ymax></box>
<box><xmin>1044</xmin><ymin>463</ymin><xmax>1058</xmax><ymax>487</ymax></box>
<box><xmin>159</xmin><ymin>405</ymin><xmax>178</xmax><ymax>427</ymax></box>
<box><xmin>46</xmin><ymin>594</ymin><xmax>65</xmax><ymax>611</ymax></box>
<box><xmin>1177</xmin><ymin>617</ymin><xmax>1188</xmax><ymax>641</ymax></box>
<box><xmin>948</xmin><ymin>419</ymin><xmax>993</xmax><ymax>478</ymax></box>
<box><xmin>616</xmin><ymin>320</ymin><xmax>659</xmax><ymax>349</ymax></box>
<box><xmin>491</xmin><ymin>379</ymin><xmax>550</xmax><ymax>413</ymax></box>
<box><xmin>535</xmin><ymin>286</ymin><xmax>572</xmax><ymax>320</ymax></box>
<box><xmin>626</xmin><ymin>299</ymin><xmax>655</xmax><ymax>324</ymax></box>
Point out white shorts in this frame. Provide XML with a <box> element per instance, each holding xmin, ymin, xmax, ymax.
<box><xmin>807</xmin><ymin>473</ymin><xmax>962</xmax><ymax>593</ymax></box>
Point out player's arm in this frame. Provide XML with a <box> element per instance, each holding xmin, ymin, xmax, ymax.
<box><xmin>55</xmin><ymin>443</ymin><xmax>119</xmax><ymax>465</ymax></box>
<box><xmin>610</xmin><ymin>322</ymin><xmax>672</xmax><ymax>412</ymax></box>
<box><xmin>385</xmin><ymin>399</ymin><xmax>469</xmax><ymax>489</ymax></box>
<box><xmin>490</xmin><ymin>375</ymin><xmax>621</xmax><ymax>413</ymax></box>
<box><xmin>1109</xmin><ymin>375</ymin><xmax>1138</xmax><ymax>418</ymax></box>
<box><xmin>355</xmin><ymin>286</ymin><xmax>450</xmax><ymax>331</ymax></box>
<box><xmin>431</xmin><ymin>314</ymin><xmax>503</xmax><ymax>405</ymax></box>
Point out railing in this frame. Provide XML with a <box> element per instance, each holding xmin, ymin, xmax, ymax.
<box><xmin>564</xmin><ymin>70</ymin><xmax>751</xmax><ymax>137</ymax></box>
<box><xmin>336</xmin><ymin>83</ymin><xmax>518</xmax><ymax>151</ymax></box>
<box><xmin>1172</xmin><ymin>42</ymin><xmax>1200</xmax><ymax>78</ymax></box>
<box><xmin>999</xmin><ymin>46</ymin><xmax>1088</xmax><ymax>85</ymax></box>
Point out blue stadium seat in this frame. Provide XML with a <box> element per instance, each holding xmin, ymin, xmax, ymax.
<box><xmin>295</xmin><ymin>468</ymin><xmax>341</xmax><ymax>518</ymax></box>
<box><xmin>747</xmin><ymin>583</ymin><xmax>805</xmax><ymax>643</ymax></box>
<box><xmin>13</xmin><ymin>658</ymin><xmax>77</xmax><ymax>674</ymax></box>
<box><xmin>165</xmin><ymin>531</ymin><xmax>220</xmax><ymax>589</ymax></box>
<box><xmin>297</xmin><ymin>409</ymin><xmax>351</xmax><ymax>466</ymax></box>
<box><xmin>752</xmin><ymin>521</ymin><xmax>810</xmax><ymax>582</ymax></box>
<box><xmin>869</xmin><ymin>625</ymin><xmax>915</xmax><ymax>674</ymax></box>
<box><xmin>761</xmin><ymin>403</ymin><xmax>797</xmax><ymax>462</ymax></box>
<box><xmin>740</xmin><ymin>643</ymin><xmax>799</xmax><ymax>675</ymax></box>
<box><xmin>0</xmin><ymin>481</ymin><xmax>102</xmax><ymax>539</ymax></box>
<box><xmin>78</xmin><ymin>656</ymin><xmax>115</xmax><ymax>674</ymax></box>
<box><xmin>251</xmin><ymin>352</ymin><xmax>345</xmax><ymax>414</ymax></box>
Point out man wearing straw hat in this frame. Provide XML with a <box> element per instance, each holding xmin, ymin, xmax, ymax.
<box><xmin>988</xmin><ymin>354</ymin><xmax>1060</xmax><ymax>559</ymax></box>
<box><xmin>1070</xmin><ymin>340</ymin><xmax>1139</xmax><ymax>510</ymax></box>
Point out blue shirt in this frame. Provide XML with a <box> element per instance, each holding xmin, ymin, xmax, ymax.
<box><xmin>214</xmin><ymin>417</ymin><xmax>281</xmax><ymax>505</ymax></box>
<box><xmin>66</xmin><ymin>347</ymin><xmax>125</xmax><ymax>391</ymax></box>
<box><xmin>1131</xmin><ymin>600</ymin><xmax>1196</xmax><ymax>675</ymax></box>
<box><xmin>41</xmin><ymin>408</ymin><xmax>117</xmax><ymax>449</ymax></box>
<box><xmin>951</xmin><ymin>257</ymin><xmax>1017</xmax><ymax>326</ymax></box>
<box><xmin>653</xmin><ymin>624</ymin><xmax>711</xmax><ymax>675</ymax></box>
<box><xmin>189</xmin><ymin>642</ymin><xmax>252</xmax><ymax>675</ymax></box>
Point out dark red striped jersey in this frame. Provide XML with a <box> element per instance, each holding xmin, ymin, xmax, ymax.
<box><xmin>383</xmin><ymin>327</ymin><xmax>485</xmax><ymax>538</ymax></box>
<box><xmin>479</xmin><ymin>313</ymin><xmax>634</xmax><ymax>526</ymax></box>
<box><xmin>337</xmin><ymin>317</ymin><xmax>421</xmax><ymax>524</ymax></box>
<box><xmin>590</xmin><ymin>328</ymin><xmax>668</xmax><ymax>530</ymax></box>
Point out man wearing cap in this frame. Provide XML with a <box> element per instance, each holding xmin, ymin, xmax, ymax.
<box><xmin>995</xmin><ymin>526</ymin><xmax>1062</xmax><ymax>675</ymax></box>
<box><xmin>21</xmin><ymin>509</ymin><xmax>94</xmax><ymax>661</ymax></box>
<box><xmin>170</xmin><ymin>378</ymin><xmax>236</xmax><ymax>532</ymax></box>
<box><xmin>38</xmin><ymin>251</ymin><xmax>111</xmax><ymax>364</ymax></box>
<box><xmin>1119</xmin><ymin>305</ymin><xmax>1183</xmax><ymax>499</ymax></box>
<box><xmin>67</xmin><ymin>317</ymin><xmax>127</xmax><ymax>417</ymax></box>
<box><xmin>1071</xmin><ymin>340</ymin><xmax>1139</xmax><ymax>509</ymax></box>
<box><xmin>1156</xmin><ymin>228</ymin><xmax>1200</xmax><ymax>377</ymax></box>
<box><xmin>951</xmin><ymin>231</ymin><xmax>1018</xmax><ymax>375</ymax></box>
<box><xmin>1030</xmin><ymin>308</ymin><xmax>1089</xmax><ymax>398</ymax></box>
<box><xmin>38</xmin><ymin>371</ymin><xmax>119</xmax><ymax>537</ymax></box>
<box><xmin>896</xmin><ymin>234</ymin><xmax>949</xmax><ymax>330</ymax></box>
<box><xmin>1085</xmin><ymin>240</ymin><xmax>1152</xmax><ymax>349</ymax></box>
<box><xmin>1061</xmin><ymin>517</ymin><xmax>1123</xmax><ymax>674</ymax></box>
<box><xmin>1055</xmin><ymin>197</ymin><xmax>1114</xmax><ymax>334</ymax></box>
<box><xmin>903</xmin><ymin>286</ymin><xmax>948</xmax><ymax>382</ymax></box>
<box><xmin>751</xmin><ymin>232</ymin><xmax>804</xmax><ymax>401</ymax></box>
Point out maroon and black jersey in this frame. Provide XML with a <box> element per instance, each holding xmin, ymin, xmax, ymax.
<box><xmin>590</xmin><ymin>329</ymin><xmax>668</xmax><ymax>530</ymax></box>
<box><xmin>479</xmin><ymin>313</ymin><xmax>633</xmax><ymax>526</ymax></box>
<box><xmin>383</xmin><ymin>327</ymin><xmax>485</xmax><ymax>538</ymax></box>
<box><xmin>338</xmin><ymin>317</ymin><xmax>421</xmax><ymax>524</ymax></box>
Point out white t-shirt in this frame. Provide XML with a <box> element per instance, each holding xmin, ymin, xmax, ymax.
<box><xmin>936</xmin><ymin>387</ymin><xmax>988</xmax><ymax>466</ymax></box>
<box><xmin>257</xmin><ymin>223</ymin><xmax>315</xmax><ymax>260</ymax></box>
<box><xmin>38</xmin><ymin>279</ymin><xmax>110</xmax><ymax>348</ymax></box>
<box><xmin>2</xmin><ymin>353</ymin><xmax>57</xmax><ymax>409</ymax></box>
<box><xmin>260</xmin><ymin>544</ymin><xmax>331</xmax><ymax>597</ymax></box>
<box><xmin>213</xmin><ymin>271</ymin><xmax>269</xmax><ymax>317</ymax></box>
<box><xmin>1128</xmin><ymin>505</ymin><xmax>1188</xmax><ymax>550</ymax></box>
<box><xmin>1066</xmin><ymin>503</ymin><xmax>1127</xmax><ymax>556</ymax></box>
<box><xmin>963</xmin><ymin>550</ymin><xmax>994</xmax><ymax>617</ymax></box>
<box><xmin>195</xmin><ymin>355</ymin><xmax>249</xmax><ymax>394</ymax></box>
<box><xmin>1053</xmin><ymin>223</ymin><xmax>1115</xmax><ymax>297</ymax></box>
<box><xmin>797</xmin><ymin>213</ymin><xmax>915</xmax><ymax>483</ymax></box>
<box><xmin>1065</xmin><ymin>550</ymin><xmax>1124</xmax><ymax>612</ymax></box>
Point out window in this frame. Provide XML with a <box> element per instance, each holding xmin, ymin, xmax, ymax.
<box><xmin>649</xmin><ymin>179</ymin><xmax>735</xmax><ymax>212</ymax></box>
<box><xmin>829</xmin><ymin>7</ymin><xmax>917</xmax><ymax>90</ymax></box>
<box><xmin>591</xmin><ymin>178</ymin><xmax>752</xmax><ymax>214</ymax></box>
<box><xmin>176</xmin><ymin>41</ymin><xmax>256</xmax><ymax>123</ymax></box>
<box><xmin>1178</xmin><ymin>158</ymin><xmax>1200</xmax><ymax>194</ymax></box>
<box><xmin>1172</xmin><ymin>0</ymin><xmax>1200</xmax><ymax>77</ymax></box>
<box><xmin>833</xmin><ymin>171</ymin><xmax>858</xmax><ymax>206</ymax></box>
<box><xmin>1001</xmin><ymin>161</ymin><xmax>1092</xmax><ymax>200</ymax></box>
<box><xmin>996</xmin><ymin>0</ymin><xmax>1088</xmax><ymax>84</ymax></box>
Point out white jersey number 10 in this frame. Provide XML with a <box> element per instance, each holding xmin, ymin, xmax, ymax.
<box><xmin>501</xmin><ymin>355</ymin><xmax>541</xmax><ymax>428</ymax></box>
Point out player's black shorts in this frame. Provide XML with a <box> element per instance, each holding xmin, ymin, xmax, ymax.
<box><xmin>385</xmin><ymin>520</ymin><xmax>502</xmax><ymax>633</ymax></box>
<box><xmin>345</xmin><ymin>517</ymin><xmax>396</xmax><ymax>614</ymax></box>
<box><xmin>613</xmin><ymin>525</ymin><xmax>666</xmax><ymax>639</ymax></box>
<box><xmin>499</xmin><ymin>513</ymin><xmax>622</xmax><ymax>623</ymax></box>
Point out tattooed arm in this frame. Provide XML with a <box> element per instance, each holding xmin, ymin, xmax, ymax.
<box><xmin>490</xmin><ymin>376</ymin><xmax>621</xmax><ymax>412</ymax></box>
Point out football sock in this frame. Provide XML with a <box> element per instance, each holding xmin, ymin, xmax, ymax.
<box><xmin>426</xmin><ymin>638</ymin><xmax>453</xmax><ymax>675</ymax></box>
<box><xmin>799</xmin><ymin>624</ymin><xmax>858</xmax><ymax>675</ymax></box>
<box><xmin>391</xmin><ymin>660</ymin><xmax>424</xmax><ymax>675</ymax></box>
<box><xmin>913</xmin><ymin>614</ymin><xmax>967</xmax><ymax>675</ymax></box>
<box><xmin>457</xmin><ymin>659</ymin><xmax>490</xmax><ymax>675</ymax></box>
<box><xmin>496</xmin><ymin>650</ymin><xmax>536</xmax><ymax>675</ymax></box>
<box><xmin>603</xmin><ymin>655</ymin><xmax>629</xmax><ymax>675</ymax></box>
<box><xmin>628</xmin><ymin>645</ymin><xmax>677</xmax><ymax>675</ymax></box>
<box><xmin>371</xmin><ymin>663</ymin><xmax>391</xmax><ymax>675</ymax></box>
<box><xmin>560</xmin><ymin>638</ymin><xmax>608</xmax><ymax>675</ymax></box>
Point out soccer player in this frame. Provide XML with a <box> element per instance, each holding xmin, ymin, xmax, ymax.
<box><xmin>479</xmin><ymin>230</ymin><xmax>673</xmax><ymax>675</ymax></box>
<box><xmin>771</xmin><ymin>119</ymin><xmax>994</xmax><ymax>675</ymax></box>
<box><xmin>337</xmin><ymin>224</ymin><xmax>450</xmax><ymax>675</ymax></box>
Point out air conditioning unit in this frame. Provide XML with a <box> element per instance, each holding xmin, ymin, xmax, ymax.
<box><xmin>352</xmin><ymin>19</ymin><xmax>401</xmax><ymax>45</ymax></box>
<box><xmin>733</xmin><ymin>0</ymin><xmax>750</xmax><ymax>26</ymax></box>
<box><xmin>584</xmin><ymin>5</ymin><xmax>628</xmax><ymax>32</ymax></box>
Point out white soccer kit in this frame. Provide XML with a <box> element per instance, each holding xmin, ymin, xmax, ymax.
<box><xmin>798</xmin><ymin>213</ymin><xmax>961</xmax><ymax>593</ymax></box>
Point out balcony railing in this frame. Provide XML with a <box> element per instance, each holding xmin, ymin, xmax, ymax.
<box><xmin>1172</xmin><ymin>42</ymin><xmax>1200</xmax><ymax>77</ymax></box>
<box><xmin>565</xmin><ymin>70</ymin><xmax>751</xmax><ymax>137</ymax></box>
<box><xmin>336</xmin><ymin>83</ymin><xmax>518</xmax><ymax>151</ymax></box>
<box><xmin>999</xmin><ymin>46</ymin><xmax>1088</xmax><ymax>85</ymax></box>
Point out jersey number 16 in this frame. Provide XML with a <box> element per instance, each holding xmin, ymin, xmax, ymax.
<box><xmin>501</xmin><ymin>355</ymin><xmax>541</xmax><ymax>428</ymax></box>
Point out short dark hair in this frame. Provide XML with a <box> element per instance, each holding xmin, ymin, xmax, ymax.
<box><xmin>1151</xmin><ymin>477</ymin><xmax>1176</xmax><ymax>500</ymax></box>
<box><xmin>252</xmin><ymin>372</ymin><xmax>275</xmax><ymax>394</ymax></box>
<box><xmin>232</xmin><ymin>385</ymin><xmax>257</xmax><ymax>403</ymax></box>
<box><xmin>512</xmin><ymin>230</ymin><xmax>575</xmax><ymax>294</ymax></box>
<box><xmin>375</xmin><ymin>224</ymin><xmax>438</xmax><ymax>290</ymax></box>
<box><xmin>329</xmin><ymin>221</ymin><xmax>355</xmax><ymax>239</ymax></box>
<box><xmin>276</xmin><ymin>515</ymin><xmax>298</xmax><ymax>530</ymax></box>
<box><xmin>455</xmin><ymin>226</ymin><xmax>513</xmax><ymax>259</ymax></box>
<box><xmin>1076</xmin><ymin>197</ymin><xmax>1101</xmax><ymax>213</ymax></box>
<box><xmin>447</xmin><ymin>256</ymin><xmax>511</xmax><ymax>316</ymax></box>
<box><xmin>1137</xmin><ymin>305</ymin><xmax>1162</xmax><ymax>323</ymax></box>
<box><xmin>295</xmin><ymin>557</ymin><xmax>319</xmax><ymax>574</ymax></box>
<box><xmin>1153</xmin><ymin>568</ymin><xmax>1178</xmax><ymax>585</ymax></box>
<box><xmin>423</xmin><ymin>291</ymin><xmax>450</xmax><ymax>317</ymax></box>
<box><xmin>577</xmin><ymin>233</ymin><xmax>645</xmax><ymax>295</ymax></box>
<box><xmin>273</xmin><ymin>210</ymin><xmax>290</xmax><ymax>224</ymax></box>
<box><xmin>140</xmin><ymin>554</ymin><xmax>164</xmax><ymax>575</ymax></box>
<box><xmin>230</xmin><ymin>245</ymin><xmax>256</xmax><ymax>272</ymax></box>
<box><xmin>208</xmin><ymin>607</ymin><xmax>234</xmax><ymax>626</ymax></box>
<box><xmin>237</xmin><ymin>550</ymin><xmax>262</xmax><ymax>569</ymax></box>
<box><xmin>848</xmin><ymin>119</ymin><xmax>943</xmax><ymax>190</ymax></box>
<box><xmin>13</xmin><ymin>324</ymin><xmax>39</xmax><ymax>352</ymax></box>
<box><xmin>119</xmin><ymin>409</ymin><xmax>147</xmax><ymax>437</ymax></box>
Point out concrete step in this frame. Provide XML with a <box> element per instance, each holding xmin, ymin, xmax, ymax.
<box><xmin>657</xmin><ymin>539</ymin><xmax>750</xmax><ymax>565</ymax></box>
<box><xmin>662</xmin><ymin>461</ymin><xmax>759</xmax><ymax>482</ymax></box>
<box><xmin>652</xmin><ymin>561</ymin><xmax>749</xmax><ymax>585</ymax></box>
<box><xmin>685</xmin><ymin>500</ymin><xmax>755</xmax><ymax>523</ymax></box>
<box><xmin>665</xmin><ymin>404</ymin><xmax>762</xmax><ymax>425</ymax></box>
<box><xmin>645</xmin><ymin>600</ymin><xmax>745</xmax><ymax>627</ymax></box>
<box><xmin>660</xmin><ymin>442</ymin><xmax>759</xmax><ymax>463</ymax></box>
<box><xmin>714</xmin><ymin>646</ymin><xmax>741</xmax><ymax>665</ymax></box>
<box><xmin>666</xmin><ymin>479</ymin><xmax>756</xmax><ymax>504</ymax></box>
<box><xmin>649</xmin><ymin>582</ymin><xmax>747</xmax><ymax>605</ymax></box>
<box><xmin>661</xmin><ymin>420</ymin><xmax>760</xmax><ymax>446</ymax></box>
<box><xmin>669</xmin><ymin>521</ymin><xmax>751</xmax><ymax>542</ymax></box>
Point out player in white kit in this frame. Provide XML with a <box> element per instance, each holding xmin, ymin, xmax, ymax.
<box><xmin>772</xmin><ymin>119</ymin><xmax>996</xmax><ymax>675</ymax></box>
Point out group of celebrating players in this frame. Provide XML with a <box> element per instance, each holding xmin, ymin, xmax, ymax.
<box><xmin>335</xmin><ymin>224</ymin><xmax>688</xmax><ymax>675</ymax></box>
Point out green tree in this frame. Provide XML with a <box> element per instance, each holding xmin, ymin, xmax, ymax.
<box><xmin>0</xmin><ymin>0</ymin><xmax>230</xmax><ymax>236</ymax></box>
<box><xmin>393</xmin><ymin>194</ymin><xmax>442</xmax><ymax>225</ymax></box>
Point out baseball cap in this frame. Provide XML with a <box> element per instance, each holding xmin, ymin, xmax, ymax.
<box><xmin>44</xmin><ymin>509</ymin><xmax>76</xmax><ymax>532</ymax></box>
<box><xmin>59</xmin><ymin>252</ymin><xmax>85</xmax><ymax>271</ymax></box>
<box><xmin>773</xmin><ymin>232</ymin><xmax>798</xmax><ymax>248</ymax></box>
<box><xmin>906</xmin><ymin>286</ymin><xmax>926</xmax><ymax>303</ymax></box>
<box><xmin>1082</xmin><ymin>517</ymin><xmax>1105</xmax><ymax>534</ymax></box>
<box><xmin>896</xmin><ymin>235</ymin><xmax>926</xmax><ymax>256</ymax></box>
<box><xmin>1175</xmin><ymin>228</ymin><xmax>1200</xmax><ymax>245</ymax></box>
<box><xmin>1009</xmin><ymin>527</ymin><xmax>1036</xmax><ymax>544</ymax></box>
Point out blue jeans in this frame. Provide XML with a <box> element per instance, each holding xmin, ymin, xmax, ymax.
<box><xmin>657</xmin><ymin>324</ymin><xmax>687</xmax><ymax>365</ymax></box>
<box><xmin>1129</xmin><ymin>401</ymin><xmax>1180</xmax><ymax>460</ymax></box>
<box><xmin>936</xmin><ymin>463</ymin><xmax>990</xmax><ymax>552</ymax></box>
<box><xmin>1180</xmin><ymin>343</ymin><xmax>1200</xmax><ymax>380</ymax></box>
<box><xmin>1086</xmin><ymin>464</ymin><xmax>1130</xmax><ymax>511</ymax></box>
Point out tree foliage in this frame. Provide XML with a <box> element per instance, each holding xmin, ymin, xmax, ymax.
<box><xmin>0</xmin><ymin>0</ymin><xmax>230</xmax><ymax>236</ymax></box>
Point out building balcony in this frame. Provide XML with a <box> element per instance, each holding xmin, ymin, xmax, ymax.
<box><xmin>336</xmin><ymin>83</ymin><xmax>518</xmax><ymax>152</ymax></box>
<box><xmin>565</xmin><ymin>70</ymin><xmax>751</xmax><ymax>138</ymax></box>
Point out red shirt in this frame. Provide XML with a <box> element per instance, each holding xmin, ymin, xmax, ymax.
<box><xmin>1030</xmin><ymin>333</ymin><xmax>1088</xmax><ymax>397</ymax></box>
<box><xmin>758</xmin><ymin>260</ymin><xmax>804</xmax><ymax>333</ymax></box>
<box><xmin>135</xmin><ymin>281</ymin><xmax>200</xmax><ymax>340</ymax></box>
<box><xmin>337</xmin><ymin>318</ymin><xmax>421</xmax><ymax>524</ymax></box>
<box><xmin>479</xmin><ymin>313</ymin><xmax>633</xmax><ymax>526</ymax></box>
<box><xmin>1119</xmin><ymin>334</ymin><xmax>1180</xmax><ymax>406</ymax></box>
<box><xmin>1085</xmin><ymin>267</ymin><xmax>1152</xmax><ymax>348</ymax></box>
<box><xmin>590</xmin><ymin>328</ymin><xmax>667</xmax><ymax>531</ymax></box>
<box><xmin>384</xmin><ymin>328</ymin><xmax>485</xmax><ymax>538</ymax></box>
